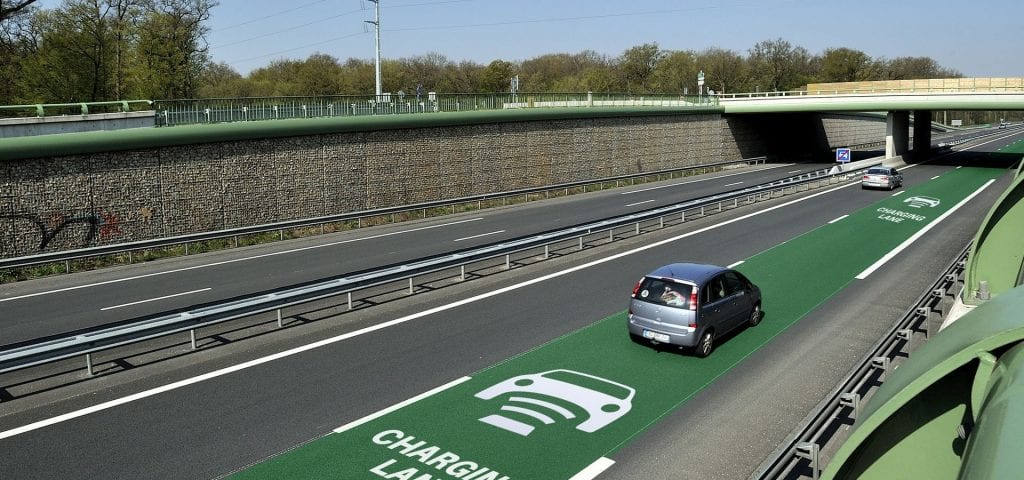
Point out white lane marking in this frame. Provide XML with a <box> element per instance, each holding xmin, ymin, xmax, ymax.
<box><xmin>454</xmin><ymin>230</ymin><xmax>505</xmax><ymax>242</ymax></box>
<box><xmin>931</xmin><ymin>175</ymin><xmax>941</xmax><ymax>180</ymax></box>
<box><xmin>724</xmin><ymin>182</ymin><xmax>744</xmax><ymax>187</ymax></box>
<box><xmin>0</xmin><ymin>176</ymin><xmax>864</xmax><ymax>440</ymax></box>
<box><xmin>727</xmin><ymin>260</ymin><xmax>745</xmax><ymax>268</ymax></box>
<box><xmin>570</xmin><ymin>457</ymin><xmax>616</xmax><ymax>480</ymax></box>
<box><xmin>957</xmin><ymin>166</ymin><xmax>963</xmax><ymax>169</ymax></box>
<box><xmin>856</xmin><ymin>179</ymin><xmax>996</xmax><ymax>279</ymax></box>
<box><xmin>619</xmin><ymin>164</ymin><xmax>796</xmax><ymax>195</ymax></box>
<box><xmin>828</xmin><ymin>215</ymin><xmax>849</xmax><ymax>224</ymax></box>
<box><xmin>333</xmin><ymin>376</ymin><xmax>472</xmax><ymax>434</ymax></box>
<box><xmin>891</xmin><ymin>191</ymin><xmax>905</xmax><ymax>196</ymax></box>
<box><xmin>788</xmin><ymin>170</ymin><xmax>802</xmax><ymax>174</ymax></box>
<box><xmin>0</xmin><ymin>218</ymin><xmax>485</xmax><ymax>304</ymax></box>
<box><xmin>100</xmin><ymin>288</ymin><xmax>211</xmax><ymax>311</ymax></box>
<box><xmin>625</xmin><ymin>199</ymin><xmax>656</xmax><ymax>207</ymax></box>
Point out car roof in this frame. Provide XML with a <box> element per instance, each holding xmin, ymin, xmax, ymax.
<box><xmin>645</xmin><ymin>263</ymin><xmax>728</xmax><ymax>285</ymax></box>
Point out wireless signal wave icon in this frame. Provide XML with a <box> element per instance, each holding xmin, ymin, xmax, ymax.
<box><xmin>474</xmin><ymin>369</ymin><xmax>635</xmax><ymax>436</ymax></box>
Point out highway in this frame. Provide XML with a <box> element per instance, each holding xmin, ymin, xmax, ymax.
<box><xmin>0</xmin><ymin>129</ymin><xmax>1021</xmax><ymax>479</ymax></box>
<box><xmin>0</xmin><ymin>161</ymin><xmax>827</xmax><ymax>346</ymax></box>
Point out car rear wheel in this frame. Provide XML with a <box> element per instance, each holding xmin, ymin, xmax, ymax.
<box><xmin>695</xmin><ymin>330</ymin><xmax>714</xmax><ymax>358</ymax></box>
<box><xmin>748</xmin><ymin>304</ymin><xmax>762</xmax><ymax>327</ymax></box>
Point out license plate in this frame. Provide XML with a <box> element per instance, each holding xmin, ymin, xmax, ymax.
<box><xmin>643</xmin><ymin>330</ymin><xmax>670</xmax><ymax>343</ymax></box>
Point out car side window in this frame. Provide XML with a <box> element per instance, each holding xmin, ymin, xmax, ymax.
<box><xmin>723</xmin><ymin>272</ymin><xmax>745</xmax><ymax>296</ymax></box>
<box><xmin>708</xmin><ymin>276</ymin><xmax>727</xmax><ymax>302</ymax></box>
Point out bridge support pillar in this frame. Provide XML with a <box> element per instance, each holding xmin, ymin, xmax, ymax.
<box><xmin>913</xmin><ymin>110</ymin><xmax>932</xmax><ymax>160</ymax></box>
<box><xmin>886</xmin><ymin>111</ymin><xmax>910</xmax><ymax>159</ymax></box>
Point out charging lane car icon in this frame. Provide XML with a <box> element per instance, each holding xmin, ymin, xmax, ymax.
<box><xmin>904</xmin><ymin>196</ymin><xmax>941</xmax><ymax>208</ymax></box>
<box><xmin>475</xmin><ymin>369</ymin><xmax>635</xmax><ymax>436</ymax></box>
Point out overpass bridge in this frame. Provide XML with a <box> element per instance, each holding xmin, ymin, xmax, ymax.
<box><xmin>719</xmin><ymin>91</ymin><xmax>1024</xmax><ymax>159</ymax></box>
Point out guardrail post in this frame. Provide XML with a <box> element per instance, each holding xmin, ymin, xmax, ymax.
<box><xmin>86</xmin><ymin>353</ymin><xmax>94</xmax><ymax>376</ymax></box>
<box><xmin>277</xmin><ymin>309</ymin><xmax>283</xmax><ymax>328</ymax></box>
<box><xmin>460</xmin><ymin>265</ymin><xmax>466</xmax><ymax>281</ymax></box>
<box><xmin>681</xmin><ymin>211</ymin><xmax>685</xmax><ymax>222</ymax></box>
<box><xmin>872</xmin><ymin>356</ymin><xmax>891</xmax><ymax>381</ymax></box>
<box><xmin>635</xmin><ymin>223</ymin><xmax>640</xmax><ymax>235</ymax></box>
<box><xmin>409</xmin><ymin>278</ymin><xmax>414</xmax><ymax>294</ymax></box>
<box><xmin>190</xmin><ymin>329</ymin><xmax>197</xmax><ymax>349</ymax></box>
<box><xmin>505</xmin><ymin>255</ymin><xmax>511</xmax><ymax>270</ymax></box>
<box><xmin>347</xmin><ymin>292</ymin><xmax>353</xmax><ymax>310</ymax></box>
<box><xmin>544</xmin><ymin>245</ymin><xmax>549</xmax><ymax>259</ymax></box>
<box><xmin>795</xmin><ymin>442</ymin><xmax>820</xmax><ymax>480</ymax></box>
<box><xmin>839</xmin><ymin>392</ymin><xmax>861</xmax><ymax>421</ymax></box>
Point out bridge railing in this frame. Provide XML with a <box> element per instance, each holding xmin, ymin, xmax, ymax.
<box><xmin>0</xmin><ymin>100</ymin><xmax>154</xmax><ymax>119</ymax></box>
<box><xmin>152</xmin><ymin>92</ymin><xmax>717</xmax><ymax>126</ymax></box>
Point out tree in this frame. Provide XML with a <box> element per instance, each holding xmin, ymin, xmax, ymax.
<box><xmin>479</xmin><ymin>59</ymin><xmax>514</xmax><ymax>92</ymax></box>
<box><xmin>819</xmin><ymin>47</ymin><xmax>874</xmax><ymax>83</ymax></box>
<box><xmin>695</xmin><ymin>47</ymin><xmax>747</xmax><ymax>94</ymax></box>
<box><xmin>0</xmin><ymin>2</ymin><xmax>37</xmax><ymax>103</ymax></box>
<box><xmin>196</xmin><ymin>60</ymin><xmax>245</xmax><ymax>97</ymax></box>
<box><xmin>15</xmin><ymin>2</ymin><xmax>116</xmax><ymax>102</ymax></box>
<box><xmin>136</xmin><ymin>0</ymin><xmax>217</xmax><ymax>99</ymax></box>
<box><xmin>0</xmin><ymin>0</ymin><xmax>37</xmax><ymax>21</ymax></box>
<box><xmin>747</xmin><ymin>38</ymin><xmax>813</xmax><ymax>92</ymax></box>
<box><xmin>650</xmin><ymin>49</ymin><xmax>696</xmax><ymax>93</ymax></box>
<box><xmin>619</xmin><ymin>43</ymin><xmax>664</xmax><ymax>92</ymax></box>
<box><xmin>879</xmin><ymin>56</ymin><xmax>961</xmax><ymax>80</ymax></box>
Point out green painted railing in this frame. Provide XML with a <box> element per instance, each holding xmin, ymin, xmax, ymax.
<box><xmin>0</xmin><ymin>100</ymin><xmax>153</xmax><ymax>118</ymax></box>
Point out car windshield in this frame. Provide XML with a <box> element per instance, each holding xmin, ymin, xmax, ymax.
<box><xmin>635</xmin><ymin>277</ymin><xmax>693</xmax><ymax>308</ymax></box>
<box><xmin>866</xmin><ymin>168</ymin><xmax>889</xmax><ymax>175</ymax></box>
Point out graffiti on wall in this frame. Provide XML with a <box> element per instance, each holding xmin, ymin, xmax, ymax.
<box><xmin>1</xmin><ymin>210</ymin><xmax>121</xmax><ymax>252</ymax></box>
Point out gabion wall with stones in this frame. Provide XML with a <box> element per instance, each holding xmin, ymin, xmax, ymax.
<box><xmin>2</xmin><ymin>113</ymin><xmax>733</xmax><ymax>259</ymax></box>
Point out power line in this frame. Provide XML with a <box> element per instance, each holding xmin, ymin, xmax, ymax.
<box><xmin>213</xmin><ymin>8</ymin><xmax>365</xmax><ymax>49</ymax></box>
<box><xmin>216</xmin><ymin>0</ymin><xmax>331</xmax><ymax>31</ymax></box>
<box><xmin>231</xmin><ymin>31</ymin><xmax>368</xmax><ymax>65</ymax></box>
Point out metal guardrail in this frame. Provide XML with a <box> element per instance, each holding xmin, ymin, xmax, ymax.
<box><xmin>0</xmin><ymin>164</ymin><xmax>858</xmax><ymax>380</ymax></box>
<box><xmin>751</xmin><ymin>246</ymin><xmax>969</xmax><ymax>480</ymax></box>
<box><xmin>153</xmin><ymin>92</ymin><xmax>717</xmax><ymax>126</ymax></box>
<box><xmin>0</xmin><ymin>158</ymin><xmax>764</xmax><ymax>272</ymax></box>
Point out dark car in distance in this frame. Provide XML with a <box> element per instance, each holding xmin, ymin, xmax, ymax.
<box><xmin>628</xmin><ymin>263</ymin><xmax>762</xmax><ymax>357</ymax></box>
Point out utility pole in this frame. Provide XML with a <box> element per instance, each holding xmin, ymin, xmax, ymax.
<box><xmin>365</xmin><ymin>0</ymin><xmax>382</xmax><ymax>98</ymax></box>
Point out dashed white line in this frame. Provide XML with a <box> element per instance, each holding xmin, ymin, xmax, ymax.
<box><xmin>856</xmin><ymin>179</ymin><xmax>996</xmax><ymax>279</ymax></box>
<box><xmin>0</xmin><ymin>218</ymin><xmax>485</xmax><ymax>304</ymax></box>
<box><xmin>931</xmin><ymin>175</ymin><xmax>941</xmax><ymax>180</ymax></box>
<box><xmin>724</xmin><ymin>182</ymin><xmax>744</xmax><ymax>187</ymax></box>
<box><xmin>828</xmin><ymin>215</ymin><xmax>849</xmax><ymax>224</ymax></box>
<box><xmin>788</xmin><ymin>169</ymin><xmax>802</xmax><ymax>173</ymax></box>
<box><xmin>454</xmin><ymin>230</ymin><xmax>505</xmax><ymax>242</ymax></box>
<box><xmin>625</xmin><ymin>199</ymin><xmax>656</xmax><ymax>207</ymax></box>
<box><xmin>619</xmin><ymin>164</ymin><xmax>795</xmax><ymax>195</ymax></box>
<box><xmin>570</xmin><ymin>457</ymin><xmax>616</xmax><ymax>480</ymax></box>
<box><xmin>891</xmin><ymin>191</ymin><xmax>905</xmax><ymax>196</ymax></box>
<box><xmin>728</xmin><ymin>260</ymin><xmax>745</xmax><ymax>268</ymax></box>
<box><xmin>100</xmin><ymin>288</ymin><xmax>212</xmax><ymax>311</ymax></box>
<box><xmin>333</xmin><ymin>376</ymin><xmax>472</xmax><ymax>434</ymax></box>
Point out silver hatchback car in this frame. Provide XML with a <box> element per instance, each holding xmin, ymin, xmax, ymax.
<box><xmin>627</xmin><ymin>263</ymin><xmax>762</xmax><ymax>357</ymax></box>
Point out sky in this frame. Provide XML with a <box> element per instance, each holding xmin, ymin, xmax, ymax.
<box><xmin>31</xmin><ymin>0</ymin><xmax>1024</xmax><ymax>79</ymax></box>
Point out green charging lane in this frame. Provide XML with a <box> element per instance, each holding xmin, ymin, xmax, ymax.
<box><xmin>232</xmin><ymin>167</ymin><xmax>1000</xmax><ymax>480</ymax></box>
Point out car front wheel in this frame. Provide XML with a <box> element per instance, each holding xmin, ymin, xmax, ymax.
<box><xmin>695</xmin><ymin>331</ymin><xmax>715</xmax><ymax>358</ymax></box>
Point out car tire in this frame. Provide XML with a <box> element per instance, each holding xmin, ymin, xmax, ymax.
<box><xmin>748</xmin><ymin>304</ymin><xmax>762</xmax><ymax>327</ymax></box>
<box><xmin>695</xmin><ymin>330</ymin><xmax>714</xmax><ymax>358</ymax></box>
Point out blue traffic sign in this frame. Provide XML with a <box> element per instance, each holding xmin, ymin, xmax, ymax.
<box><xmin>836</xmin><ymin>148</ymin><xmax>851</xmax><ymax>163</ymax></box>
